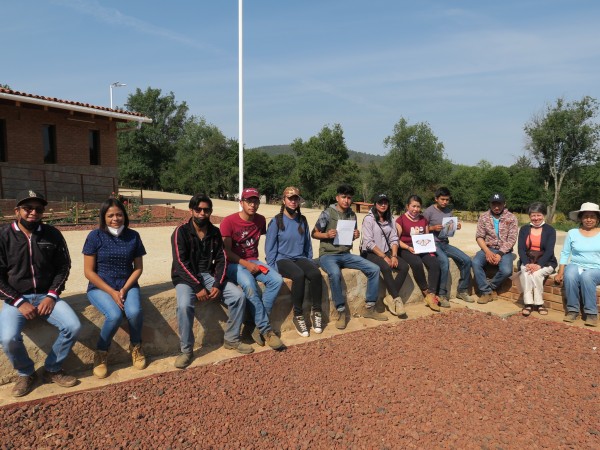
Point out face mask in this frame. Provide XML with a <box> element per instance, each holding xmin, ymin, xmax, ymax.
<box><xmin>19</xmin><ymin>218</ymin><xmax>40</xmax><ymax>232</ymax></box>
<box><xmin>108</xmin><ymin>225</ymin><xmax>125</xmax><ymax>237</ymax></box>
<box><xmin>530</xmin><ymin>221</ymin><xmax>545</xmax><ymax>228</ymax></box>
<box><xmin>193</xmin><ymin>217</ymin><xmax>209</xmax><ymax>228</ymax></box>
<box><xmin>285</xmin><ymin>206</ymin><xmax>297</xmax><ymax>216</ymax></box>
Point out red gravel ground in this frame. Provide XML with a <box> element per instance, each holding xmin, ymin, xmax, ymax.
<box><xmin>1</xmin><ymin>309</ymin><xmax>598</xmax><ymax>449</ymax></box>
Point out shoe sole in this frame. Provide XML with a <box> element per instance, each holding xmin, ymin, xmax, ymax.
<box><xmin>44</xmin><ymin>378</ymin><xmax>77</xmax><ymax>388</ymax></box>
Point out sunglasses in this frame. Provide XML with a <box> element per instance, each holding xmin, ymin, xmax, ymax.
<box><xmin>192</xmin><ymin>207</ymin><xmax>212</xmax><ymax>214</ymax></box>
<box><xmin>286</xmin><ymin>196</ymin><xmax>300</xmax><ymax>202</ymax></box>
<box><xmin>20</xmin><ymin>205</ymin><xmax>45</xmax><ymax>214</ymax></box>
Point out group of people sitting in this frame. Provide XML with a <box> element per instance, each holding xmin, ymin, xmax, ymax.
<box><xmin>1</xmin><ymin>186</ymin><xmax>598</xmax><ymax>398</ymax></box>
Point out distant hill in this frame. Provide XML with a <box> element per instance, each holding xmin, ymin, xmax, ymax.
<box><xmin>247</xmin><ymin>145</ymin><xmax>385</xmax><ymax>165</ymax></box>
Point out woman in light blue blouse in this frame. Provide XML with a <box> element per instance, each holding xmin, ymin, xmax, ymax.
<box><xmin>554</xmin><ymin>202</ymin><xmax>600</xmax><ymax>327</ymax></box>
<box><xmin>83</xmin><ymin>198</ymin><xmax>147</xmax><ymax>378</ymax></box>
<box><xmin>265</xmin><ymin>187</ymin><xmax>323</xmax><ymax>338</ymax></box>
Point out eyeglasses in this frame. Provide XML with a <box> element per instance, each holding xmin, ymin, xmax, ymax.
<box><xmin>192</xmin><ymin>207</ymin><xmax>212</xmax><ymax>214</ymax></box>
<box><xmin>20</xmin><ymin>205</ymin><xmax>45</xmax><ymax>214</ymax></box>
<box><xmin>243</xmin><ymin>198</ymin><xmax>260</xmax><ymax>205</ymax></box>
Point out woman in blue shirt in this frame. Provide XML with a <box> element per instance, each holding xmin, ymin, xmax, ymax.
<box><xmin>83</xmin><ymin>198</ymin><xmax>147</xmax><ymax>378</ymax></box>
<box><xmin>265</xmin><ymin>187</ymin><xmax>323</xmax><ymax>338</ymax></box>
<box><xmin>554</xmin><ymin>202</ymin><xmax>600</xmax><ymax>327</ymax></box>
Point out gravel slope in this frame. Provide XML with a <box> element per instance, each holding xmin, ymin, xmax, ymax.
<box><xmin>1</xmin><ymin>309</ymin><xmax>598</xmax><ymax>449</ymax></box>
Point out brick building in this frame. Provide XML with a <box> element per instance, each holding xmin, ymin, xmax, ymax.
<box><xmin>0</xmin><ymin>87</ymin><xmax>151</xmax><ymax>204</ymax></box>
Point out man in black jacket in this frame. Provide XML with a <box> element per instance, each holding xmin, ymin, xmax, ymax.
<box><xmin>171</xmin><ymin>194</ymin><xmax>253</xmax><ymax>368</ymax></box>
<box><xmin>0</xmin><ymin>189</ymin><xmax>81</xmax><ymax>397</ymax></box>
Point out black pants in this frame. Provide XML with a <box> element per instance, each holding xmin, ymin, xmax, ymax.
<box><xmin>365</xmin><ymin>252</ymin><xmax>409</xmax><ymax>298</ymax></box>
<box><xmin>400</xmin><ymin>249</ymin><xmax>440</xmax><ymax>293</ymax></box>
<box><xmin>276</xmin><ymin>258</ymin><xmax>323</xmax><ymax>316</ymax></box>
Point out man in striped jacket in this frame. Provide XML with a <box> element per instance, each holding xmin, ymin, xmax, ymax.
<box><xmin>171</xmin><ymin>194</ymin><xmax>254</xmax><ymax>369</ymax></box>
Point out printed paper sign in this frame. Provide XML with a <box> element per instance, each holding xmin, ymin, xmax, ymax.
<box><xmin>439</xmin><ymin>217</ymin><xmax>458</xmax><ymax>238</ymax></box>
<box><xmin>334</xmin><ymin>220</ymin><xmax>356</xmax><ymax>246</ymax></box>
<box><xmin>411</xmin><ymin>233</ymin><xmax>436</xmax><ymax>254</ymax></box>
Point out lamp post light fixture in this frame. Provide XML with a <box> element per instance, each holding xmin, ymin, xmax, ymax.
<box><xmin>109</xmin><ymin>82</ymin><xmax>127</xmax><ymax>109</ymax></box>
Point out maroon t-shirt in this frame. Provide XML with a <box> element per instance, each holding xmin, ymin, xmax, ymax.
<box><xmin>396</xmin><ymin>214</ymin><xmax>428</xmax><ymax>245</ymax></box>
<box><xmin>220</xmin><ymin>212</ymin><xmax>266</xmax><ymax>260</ymax></box>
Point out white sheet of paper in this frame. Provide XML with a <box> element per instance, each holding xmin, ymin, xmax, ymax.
<box><xmin>411</xmin><ymin>233</ymin><xmax>436</xmax><ymax>254</ymax></box>
<box><xmin>334</xmin><ymin>220</ymin><xmax>356</xmax><ymax>246</ymax></box>
<box><xmin>439</xmin><ymin>217</ymin><xmax>458</xmax><ymax>238</ymax></box>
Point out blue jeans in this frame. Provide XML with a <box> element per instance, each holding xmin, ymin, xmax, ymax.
<box><xmin>436</xmin><ymin>241</ymin><xmax>472</xmax><ymax>296</ymax></box>
<box><xmin>319</xmin><ymin>253</ymin><xmax>380</xmax><ymax>310</ymax></box>
<box><xmin>472</xmin><ymin>249</ymin><xmax>514</xmax><ymax>295</ymax></box>
<box><xmin>0</xmin><ymin>294</ymin><xmax>81</xmax><ymax>376</ymax></box>
<box><xmin>563</xmin><ymin>265</ymin><xmax>600</xmax><ymax>315</ymax></box>
<box><xmin>226</xmin><ymin>260</ymin><xmax>283</xmax><ymax>334</ymax></box>
<box><xmin>175</xmin><ymin>275</ymin><xmax>246</xmax><ymax>353</ymax></box>
<box><xmin>87</xmin><ymin>287</ymin><xmax>143</xmax><ymax>351</ymax></box>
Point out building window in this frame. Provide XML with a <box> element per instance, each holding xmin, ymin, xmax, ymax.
<box><xmin>42</xmin><ymin>125</ymin><xmax>56</xmax><ymax>164</ymax></box>
<box><xmin>89</xmin><ymin>130</ymin><xmax>100</xmax><ymax>165</ymax></box>
<box><xmin>0</xmin><ymin>119</ymin><xmax>6</xmax><ymax>162</ymax></box>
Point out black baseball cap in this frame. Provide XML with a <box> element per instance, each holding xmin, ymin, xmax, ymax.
<box><xmin>373</xmin><ymin>193</ymin><xmax>390</xmax><ymax>203</ymax></box>
<box><xmin>16</xmin><ymin>189</ymin><xmax>48</xmax><ymax>207</ymax></box>
<box><xmin>488</xmin><ymin>193</ymin><xmax>505</xmax><ymax>203</ymax></box>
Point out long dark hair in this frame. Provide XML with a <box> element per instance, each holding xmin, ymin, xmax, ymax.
<box><xmin>99</xmin><ymin>198</ymin><xmax>129</xmax><ymax>231</ymax></box>
<box><xmin>275</xmin><ymin>204</ymin><xmax>308</xmax><ymax>235</ymax></box>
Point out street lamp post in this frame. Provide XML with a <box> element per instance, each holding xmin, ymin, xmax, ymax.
<box><xmin>109</xmin><ymin>82</ymin><xmax>127</xmax><ymax>109</ymax></box>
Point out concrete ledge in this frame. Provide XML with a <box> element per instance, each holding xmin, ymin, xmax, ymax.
<box><xmin>0</xmin><ymin>262</ymin><xmax>465</xmax><ymax>385</ymax></box>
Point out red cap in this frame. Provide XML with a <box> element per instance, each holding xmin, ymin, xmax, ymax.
<box><xmin>241</xmin><ymin>188</ymin><xmax>260</xmax><ymax>200</ymax></box>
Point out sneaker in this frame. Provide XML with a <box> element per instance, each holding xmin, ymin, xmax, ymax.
<box><xmin>12</xmin><ymin>373</ymin><xmax>37</xmax><ymax>398</ymax></box>
<box><xmin>129</xmin><ymin>344</ymin><xmax>147</xmax><ymax>370</ymax></box>
<box><xmin>335</xmin><ymin>310</ymin><xmax>347</xmax><ymax>330</ymax></box>
<box><xmin>563</xmin><ymin>312</ymin><xmax>578</xmax><ymax>323</ymax></box>
<box><xmin>363</xmin><ymin>305</ymin><xmax>388</xmax><ymax>321</ymax></box>
<box><xmin>265</xmin><ymin>331</ymin><xmax>285</xmax><ymax>350</ymax></box>
<box><xmin>174</xmin><ymin>351</ymin><xmax>193</xmax><ymax>369</ymax></box>
<box><xmin>93</xmin><ymin>350</ymin><xmax>109</xmax><ymax>379</ymax></box>
<box><xmin>42</xmin><ymin>369</ymin><xmax>77</xmax><ymax>388</ymax></box>
<box><xmin>383</xmin><ymin>295</ymin><xmax>398</xmax><ymax>316</ymax></box>
<box><xmin>438</xmin><ymin>296</ymin><xmax>451</xmax><ymax>308</ymax></box>
<box><xmin>456</xmin><ymin>291</ymin><xmax>475</xmax><ymax>303</ymax></box>
<box><xmin>223</xmin><ymin>340</ymin><xmax>255</xmax><ymax>354</ymax></box>
<box><xmin>424</xmin><ymin>293</ymin><xmax>440</xmax><ymax>312</ymax></box>
<box><xmin>293</xmin><ymin>315</ymin><xmax>309</xmax><ymax>337</ymax></box>
<box><xmin>251</xmin><ymin>326</ymin><xmax>265</xmax><ymax>347</ymax></box>
<box><xmin>585</xmin><ymin>314</ymin><xmax>598</xmax><ymax>327</ymax></box>
<box><xmin>477</xmin><ymin>293</ymin><xmax>492</xmax><ymax>304</ymax></box>
<box><xmin>394</xmin><ymin>297</ymin><xmax>406</xmax><ymax>316</ymax></box>
<box><xmin>312</xmin><ymin>310</ymin><xmax>323</xmax><ymax>334</ymax></box>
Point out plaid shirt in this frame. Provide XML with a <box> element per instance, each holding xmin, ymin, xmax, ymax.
<box><xmin>475</xmin><ymin>209</ymin><xmax>518</xmax><ymax>254</ymax></box>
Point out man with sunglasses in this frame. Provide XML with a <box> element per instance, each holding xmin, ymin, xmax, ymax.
<box><xmin>171</xmin><ymin>194</ymin><xmax>254</xmax><ymax>369</ymax></box>
<box><xmin>0</xmin><ymin>189</ymin><xmax>81</xmax><ymax>397</ymax></box>
<box><xmin>220</xmin><ymin>188</ymin><xmax>284</xmax><ymax>350</ymax></box>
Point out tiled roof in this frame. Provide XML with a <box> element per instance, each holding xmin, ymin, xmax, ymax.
<box><xmin>0</xmin><ymin>87</ymin><xmax>150</xmax><ymax>120</ymax></box>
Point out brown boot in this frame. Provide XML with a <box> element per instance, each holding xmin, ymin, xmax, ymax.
<box><xmin>12</xmin><ymin>373</ymin><xmax>37</xmax><ymax>398</ymax></box>
<box><xmin>130</xmin><ymin>343</ymin><xmax>147</xmax><ymax>370</ymax></box>
<box><xmin>93</xmin><ymin>350</ymin><xmax>109</xmax><ymax>379</ymax></box>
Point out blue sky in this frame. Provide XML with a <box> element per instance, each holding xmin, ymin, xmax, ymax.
<box><xmin>3</xmin><ymin>0</ymin><xmax>600</xmax><ymax>166</ymax></box>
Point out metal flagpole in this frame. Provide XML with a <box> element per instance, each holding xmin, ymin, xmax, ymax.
<box><xmin>238</xmin><ymin>0</ymin><xmax>244</xmax><ymax>201</ymax></box>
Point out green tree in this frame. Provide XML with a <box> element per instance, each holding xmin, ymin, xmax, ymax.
<box><xmin>507</xmin><ymin>156</ymin><xmax>544</xmax><ymax>212</ymax></box>
<box><xmin>118</xmin><ymin>87</ymin><xmax>191</xmax><ymax>189</ymax></box>
<box><xmin>160</xmin><ymin>118</ymin><xmax>238</xmax><ymax>197</ymax></box>
<box><xmin>292</xmin><ymin>124</ymin><xmax>359</xmax><ymax>205</ymax></box>
<box><xmin>525</xmin><ymin>96</ymin><xmax>600</xmax><ymax>222</ymax></box>
<box><xmin>271</xmin><ymin>154</ymin><xmax>299</xmax><ymax>199</ymax></box>
<box><xmin>381</xmin><ymin>118</ymin><xmax>451</xmax><ymax>205</ymax></box>
<box><xmin>446</xmin><ymin>164</ymin><xmax>483</xmax><ymax>211</ymax></box>
<box><xmin>243</xmin><ymin>150</ymin><xmax>276</xmax><ymax>200</ymax></box>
